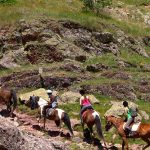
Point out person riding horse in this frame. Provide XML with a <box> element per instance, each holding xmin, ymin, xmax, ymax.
<box><xmin>123</xmin><ymin>101</ymin><xmax>138</xmax><ymax>136</ymax></box>
<box><xmin>79</xmin><ymin>89</ymin><xmax>93</xmax><ymax>125</ymax></box>
<box><xmin>42</xmin><ymin>90</ymin><xmax>59</xmax><ymax>117</ymax></box>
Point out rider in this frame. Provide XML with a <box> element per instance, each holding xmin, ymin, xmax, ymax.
<box><xmin>79</xmin><ymin>89</ymin><xmax>93</xmax><ymax>125</ymax></box>
<box><xmin>123</xmin><ymin>101</ymin><xmax>138</xmax><ymax>136</ymax></box>
<box><xmin>42</xmin><ymin>89</ymin><xmax>58</xmax><ymax>117</ymax></box>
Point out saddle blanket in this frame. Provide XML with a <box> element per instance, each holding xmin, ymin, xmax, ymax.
<box><xmin>46</xmin><ymin>108</ymin><xmax>54</xmax><ymax>117</ymax></box>
<box><xmin>123</xmin><ymin>122</ymin><xmax>141</xmax><ymax>131</ymax></box>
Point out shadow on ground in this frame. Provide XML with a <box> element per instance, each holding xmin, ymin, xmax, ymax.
<box><xmin>0</xmin><ymin>109</ymin><xmax>16</xmax><ymax>118</ymax></box>
<box><xmin>83</xmin><ymin>128</ymin><xmax>118</xmax><ymax>150</ymax></box>
<box><xmin>32</xmin><ymin>124</ymin><xmax>71</xmax><ymax>138</ymax></box>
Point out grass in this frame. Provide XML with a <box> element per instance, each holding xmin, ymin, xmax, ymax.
<box><xmin>121</xmin><ymin>0</ymin><xmax>150</xmax><ymax>6</ymax></box>
<box><xmin>137</xmin><ymin>100</ymin><xmax>150</xmax><ymax>116</ymax></box>
<box><xmin>77</xmin><ymin>77</ymin><xmax>127</xmax><ymax>86</ymax></box>
<box><xmin>0</xmin><ymin>0</ymin><xmax>149</xmax><ymax>36</ymax></box>
<box><xmin>18</xmin><ymin>103</ymin><xmax>38</xmax><ymax>116</ymax></box>
<box><xmin>84</xmin><ymin>53</ymin><xmax>117</xmax><ymax>67</ymax></box>
<box><xmin>120</xmin><ymin>48</ymin><xmax>150</xmax><ymax>65</ymax></box>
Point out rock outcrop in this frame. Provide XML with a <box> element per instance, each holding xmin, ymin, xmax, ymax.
<box><xmin>0</xmin><ymin>116</ymin><xmax>68</xmax><ymax>150</ymax></box>
<box><xmin>104</xmin><ymin>101</ymin><xmax>149</xmax><ymax>121</ymax></box>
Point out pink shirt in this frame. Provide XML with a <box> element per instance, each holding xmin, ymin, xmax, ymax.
<box><xmin>80</xmin><ymin>96</ymin><xmax>91</xmax><ymax>106</ymax></box>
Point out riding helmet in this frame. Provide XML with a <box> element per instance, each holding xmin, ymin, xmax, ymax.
<box><xmin>47</xmin><ymin>89</ymin><xmax>52</xmax><ymax>94</ymax></box>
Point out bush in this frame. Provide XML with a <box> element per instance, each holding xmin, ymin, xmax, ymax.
<box><xmin>82</xmin><ymin>0</ymin><xmax>112</xmax><ymax>12</ymax></box>
<box><xmin>0</xmin><ymin>0</ymin><xmax>16</xmax><ymax>5</ymax></box>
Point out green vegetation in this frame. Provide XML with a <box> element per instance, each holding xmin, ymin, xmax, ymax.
<box><xmin>121</xmin><ymin>0</ymin><xmax>150</xmax><ymax>6</ymax></box>
<box><xmin>0</xmin><ymin>0</ymin><xmax>149</xmax><ymax>36</ymax></box>
<box><xmin>137</xmin><ymin>100</ymin><xmax>150</xmax><ymax>116</ymax></box>
<box><xmin>120</xmin><ymin>48</ymin><xmax>150</xmax><ymax>65</ymax></box>
<box><xmin>84</xmin><ymin>53</ymin><xmax>117</xmax><ymax>67</ymax></box>
<box><xmin>81</xmin><ymin>0</ymin><xmax>112</xmax><ymax>12</ymax></box>
<box><xmin>0</xmin><ymin>0</ymin><xmax>149</xmax><ymax>146</ymax></box>
<box><xmin>18</xmin><ymin>103</ymin><xmax>38</xmax><ymax>116</ymax></box>
<box><xmin>78</xmin><ymin>77</ymin><xmax>127</xmax><ymax>86</ymax></box>
<box><xmin>0</xmin><ymin>0</ymin><xmax>16</xmax><ymax>4</ymax></box>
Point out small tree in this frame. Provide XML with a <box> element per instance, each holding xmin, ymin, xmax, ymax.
<box><xmin>82</xmin><ymin>0</ymin><xmax>112</xmax><ymax>13</ymax></box>
<box><xmin>82</xmin><ymin>0</ymin><xmax>95</xmax><ymax>11</ymax></box>
<box><xmin>0</xmin><ymin>0</ymin><xmax>16</xmax><ymax>5</ymax></box>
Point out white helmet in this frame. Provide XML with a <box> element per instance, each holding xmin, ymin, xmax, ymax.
<box><xmin>47</xmin><ymin>89</ymin><xmax>52</xmax><ymax>94</ymax></box>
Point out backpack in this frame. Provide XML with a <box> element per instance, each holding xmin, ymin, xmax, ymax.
<box><xmin>130</xmin><ymin>107</ymin><xmax>138</xmax><ymax>117</ymax></box>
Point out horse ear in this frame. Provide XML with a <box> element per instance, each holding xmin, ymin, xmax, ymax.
<box><xmin>104</xmin><ymin>115</ymin><xmax>107</xmax><ymax>119</ymax></box>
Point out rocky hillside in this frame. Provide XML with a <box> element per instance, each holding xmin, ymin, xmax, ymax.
<box><xmin>0</xmin><ymin>0</ymin><xmax>150</xmax><ymax>149</ymax></box>
<box><xmin>0</xmin><ymin>19</ymin><xmax>150</xmax><ymax>102</ymax></box>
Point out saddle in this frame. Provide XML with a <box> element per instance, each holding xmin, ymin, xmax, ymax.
<box><xmin>123</xmin><ymin>122</ymin><xmax>141</xmax><ymax>132</ymax></box>
<box><xmin>82</xmin><ymin>108</ymin><xmax>94</xmax><ymax>118</ymax></box>
<box><xmin>123</xmin><ymin>122</ymin><xmax>141</xmax><ymax>136</ymax></box>
<box><xmin>46</xmin><ymin>108</ymin><xmax>55</xmax><ymax>117</ymax></box>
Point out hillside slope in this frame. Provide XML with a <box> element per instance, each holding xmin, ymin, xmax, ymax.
<box><xmin>0</xmin><ymin>1</ymin><xmax>150</xmax><ymax>149</ymax></box>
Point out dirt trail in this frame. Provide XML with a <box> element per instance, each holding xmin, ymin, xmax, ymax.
<box><xmin>0</xmin><ymin>104</ymin><xmax>147</xmax><ymax>150</ymax></box>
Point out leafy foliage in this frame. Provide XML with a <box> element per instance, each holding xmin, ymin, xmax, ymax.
<box><xmin>81</xmin><ymin>0</ymin><xmax>112</xmax><ymax>12</ymax></box>
<box><xmin>0</xmin><ymin>0</ymin><xmax>16</xmax><ymax>4</ymax></box>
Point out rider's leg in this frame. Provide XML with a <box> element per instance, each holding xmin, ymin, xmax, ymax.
<box><xmin>80</xmin><ymin>106</ymin><xmax>87</xmax><ymax>125</ymax></box>
<box><xmin>42</xmin><ymin>105</ymin><xmax>52</xmax><ymax>117</ymax></box>
<box><xmin>125</xmin><ymin>117</ymin><xmax>134</xmax><ymax>133</ymax></box>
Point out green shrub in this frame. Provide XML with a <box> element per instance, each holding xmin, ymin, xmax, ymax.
<box><xmin>81</xmin><ymin>0</ymin><xmax>112</xmax><ymax>12</ymax></box>
<box><xmin>0</xmin><ymin>0</ymin><xmax>16</xmax><ymax>5</ymax></box>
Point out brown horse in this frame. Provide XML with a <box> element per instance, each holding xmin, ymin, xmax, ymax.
<box><xmin>105</xmin><ymin>115</ymin><xmax>150</xmax><ymax>150</ymax></box>
<box><xmin>82</xmin><ymin>109</ymin><xmax>107</xmax><ymax>148</ymax></box>
<box><xmin>0</xmin><ymin>88</ymin><xmax>17</xmax><ymax>117</ymax></box>
<box><xmin>19</xmin><ymin>96</ymin><xmax>74</xmax><ymax>136</ymax></box>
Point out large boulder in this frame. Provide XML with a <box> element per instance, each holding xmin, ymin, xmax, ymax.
<box><xmin>60</xmin><ymin>91</ymin><xmax>100</xmax><ymax>104</ymax></box>
<box><xmin>19</xmin><ymin>88</ymin><xmax>48</xmax><ymax>100</ymax></box>
<box><xmin>86</xmin><ymin>64</ymin><xmax>109</xmax><ymax>72</ymax></box>
<box><xmin>93</xmin><ymin>32</ymin><xmax>114</xmax><ymax>44</ymax></box>
<box><xmin>0</xmin><ymin>51</ymin><xmax>21</xmax><ymax>69</ymax></box>
<box><xmin>60</xmin><ymin>91</ymin><xmax>81</xmax><ymax>104</ymax></box>
<box><xmin>104</xmin><ymin>101</ymin><xmax>149</xmax><ymax>121</ymax></box>
<box><xmin>0</xmin><ymin>116</ymin><xmax>68</xmax><ymax>150</ymax></box>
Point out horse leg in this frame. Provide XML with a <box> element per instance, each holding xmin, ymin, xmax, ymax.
<box><xmin>82</xmin><ymin>123</ymin><xmax>85</xmax><ymax>136</ymax></box>
<box><xmin>59</xmin><ymin>120</ymin><xmax>62</xmax><ymax>136</ymax></box>
<box><xmin>37</xmin><ymin>114</ymin><xmax>41</xmax><ymax>127</ymax></box>
<box><xmin>110</xmin><ymin>134</ymin><xmax>117</xmax><ymax>146</ymax></box>
<box><xmin>7</xmin><ymin>102</ymin><xmax>11</xmax><ymax>112</ymax></box>
<box><xmin>89</xmin><ymin>126</ymin><xmax>94</xmax><ymax>137</ymax></box>
<box><xmin>141</xmin><ymin>138</ymin><xmax>150</xmax><ymax>150</ymax></box>
<box><xmin>43</xmin><ymin>117</ymin><xmax>46</xmax><ymax>130</ymax></box>
<box><xmin>122</xmin><ymin>137</ymin><xmax>129</xmax><ymax>150</ymax></box>
<box><xmin>7</xmin><ymin>102</ymin><xmax>13</xmax><ymax>117</ymax></box>
<box><xmin>122</xmin><ymin>140</ymin><xmax>125</xmax><ymax>150</ymax></box>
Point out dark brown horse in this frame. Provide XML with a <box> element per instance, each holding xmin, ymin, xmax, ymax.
<box><xmin>0</xmin><ymin>88</ymin><xmax>17</xmax><ymax>117</ymax></box>
<box><xmin>82</xmin><ymin>109</ymin><xmax>107</xmax><ymax>148</ymax></box>
<box><xmin>19</xmin><ymin>96</ymin><xmax>74</xmax><ymax>136</ymax></box>
<box><xmin>105</xmin><ymin>115</ymin><xmax>150</xmax><ymax>150</ymax></box>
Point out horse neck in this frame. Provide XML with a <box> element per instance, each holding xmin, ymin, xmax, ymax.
<box><xmin>111</xmin><ymin>117</ymin><xmax>124</xmax><ymax>128</ymax></box>
<box><xmin>38</xmin><ymin>97</ymin><xmax>48</xmax><ymax>107</ymax></box>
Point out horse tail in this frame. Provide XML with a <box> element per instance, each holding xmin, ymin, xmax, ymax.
<box><xmin>95</xmin><ymin>114</ymin><xmax>104</xmax><ymax>140</ymax></box>
<box><xmin>11</xmin><ymin>89</ymin><xmax>17</xmax><ymax>109</ymax></box>
<box><xmin>62</xmin><ymin>112</ymin><xmax>74</xmax><ymax>136</ymax></box>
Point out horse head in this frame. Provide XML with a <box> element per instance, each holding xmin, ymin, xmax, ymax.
<box><xmin>105</xmin><ymin>115</ymin><xmax>115</xmax><ymax>131</ymax></box>
<box><xmin>29</xmin><ymin>96</ymin><xmax>39</xmax><ymax>110</ymax></box>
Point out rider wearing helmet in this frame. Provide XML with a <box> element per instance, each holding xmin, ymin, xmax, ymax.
<box><xmin>79</xmin><ymin>89</ymin><xmax>93</xmax><ymax>125</ymax></box>
<box><xmin>42</xmin><ymin>89</ymin><xmax>58</xmax><ymax>117</ymax></box>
